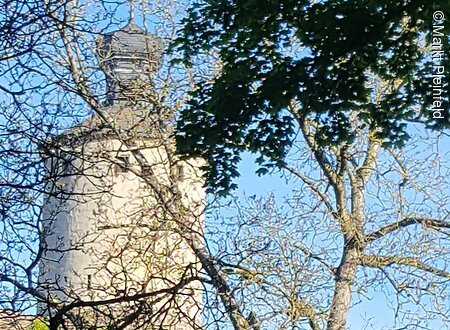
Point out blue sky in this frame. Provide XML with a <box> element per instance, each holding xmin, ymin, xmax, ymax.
<box><xmin>1</xmin><ymin>1</ymin><xmax>449</xmax><ymax>328</ymax></box>
<box><xmin>207</xmin><ymin>127</ymin><xmax>450</xmax><ymax>329</ymax></box>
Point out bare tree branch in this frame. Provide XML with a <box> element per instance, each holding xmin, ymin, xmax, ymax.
<box><xmin>366</xmin><ymin>217</ymin><xmax>450</xmax><ymax>242</ymax></box>
<box><xmin>361</xmin><ymin>255</ymin><xmax>450</xmax><ymax>279</ymax></box>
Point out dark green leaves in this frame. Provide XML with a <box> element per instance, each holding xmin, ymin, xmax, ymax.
<box><xmin>173</xmin><ymin>0</ymin><xmax>450</xmax><ymax>194</ymax></box>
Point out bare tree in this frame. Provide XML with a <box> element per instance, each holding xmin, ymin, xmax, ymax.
<box><xmin>203</xmin><ymin>116</ymin><xmax>450</xmax><ymax>329</ymax></box>
<box><xmin>0</xmin><ymin>0</ymin><xmax>245</xmax><ymax>329</ymax></box>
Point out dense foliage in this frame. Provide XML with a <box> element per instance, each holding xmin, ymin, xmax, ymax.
<box><xmin>173</xmin><ymin>0</ymin><xmax>450</xmax><ymax>194</ymax></box>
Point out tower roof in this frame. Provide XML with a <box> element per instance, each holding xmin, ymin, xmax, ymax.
<box><xmin>99</xmin><ymin>19</ymin><xmax>162</xmax><ymax>58</ymax></box>
<box><xmin>44</xmin><ymin>103</ymin><xmax>167</xmax><ymax>152</ymax></box>
<box><xmin>96</xmin><ymin>13</ymin><xmax>164</xmax><ymax>105</ymax></box>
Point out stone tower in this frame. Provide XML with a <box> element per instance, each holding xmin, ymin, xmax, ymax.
<box><xmin>38</xmin><ymin>15</ymin><xmax>204</xmax><ymax>330</ymax></box>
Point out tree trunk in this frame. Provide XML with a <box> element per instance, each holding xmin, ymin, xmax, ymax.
<box><xmin>327</xmin><ymin>242</ymin><xmax>359</xmax><ymax>330</ymax></box>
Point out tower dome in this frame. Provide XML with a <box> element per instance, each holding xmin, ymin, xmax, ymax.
<box><xmin>97</xmin><ymin>18</ymin><xmax>163</xmax><ymax>104</ymax></box>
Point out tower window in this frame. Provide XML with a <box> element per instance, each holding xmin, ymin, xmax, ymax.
<box><xmin>176</xmin><ymin>165</ymin><xmax>184</xmax><ymax>180</ymax></box>
<box><xmin>61</xmin><ymin>159</ymin><xmax>71</xmax><ymax>175</ymax></box>
<box><xmin>115</xmin><ymin>155</ymin><xmax>130</xmax><ymax>174</ymax></box>
<box><xmin>87</xmin><ymin>275</ymin><xmax>92</xmax><ymax>289</ymax></box>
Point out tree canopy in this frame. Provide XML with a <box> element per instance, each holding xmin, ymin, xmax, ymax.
<box><xmin>173</xmin><ymin>0</ymin><xmax>450</xmax><ymax>194</ymax></box>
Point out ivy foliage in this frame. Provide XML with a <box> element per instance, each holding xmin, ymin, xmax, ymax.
<box><xmin>173</xmin><ymin>0</ymin><xmax>450</xmax><ymax>195</ymax></box>
<box><xmin>27</xmin><ymin>319</ymin><xmax>49</xmax><ymax>330</ymax></box>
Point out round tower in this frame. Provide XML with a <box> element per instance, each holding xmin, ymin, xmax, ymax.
<box><xmin>38</xmin><ymin>16</ymin><xmax>204</xmax><ymax>330</ymax></box>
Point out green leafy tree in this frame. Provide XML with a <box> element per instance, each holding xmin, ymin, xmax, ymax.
<box><xmin>174</xmin><ymin>0</ymin><xmax>450</xmax><ymax>194</ymax></box>
<box><xmin>173</xmin><ymin>1</ymin><xmax>450</xmax><ymax>329</ymax></box>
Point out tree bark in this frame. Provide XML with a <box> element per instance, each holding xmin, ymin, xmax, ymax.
<box><xmin>327</xmin><ymin>242</ymin><xmax>359</xmax><ymax>330</ymax></box>
<box><xmin>327</xmin><ymin>174</ymin><xmax>366</xmax><ymax>330</ymax></box>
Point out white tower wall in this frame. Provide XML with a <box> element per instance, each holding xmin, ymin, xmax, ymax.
<box><xmin>39</xmin><ymin>137</ymin><xmax>204</xmax><ymax>329</ymax></box>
